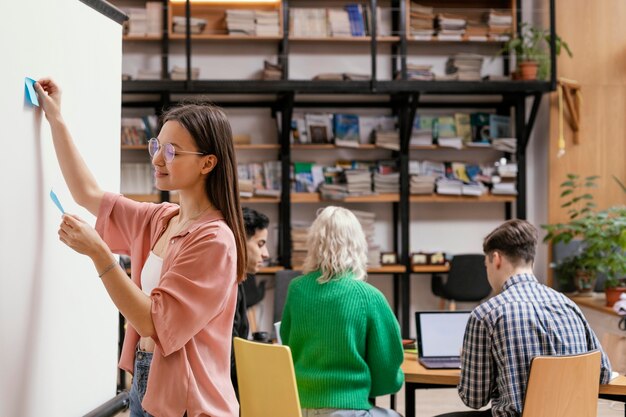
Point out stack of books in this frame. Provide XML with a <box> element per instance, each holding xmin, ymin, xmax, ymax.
<box><xmin>410</xmin><ymin>3</ymin><xmax>435</xmax><ymax>39</ymax></box>
<box><xmin>345</xmin><ymin>169</ymin><xmax>373</xmax><ymax>195</ymax></box>
<box><xmin>493</xmin><ymin>160</ymin><xmax>518</xmax><ymax>196</ymax></box>
<box><xmin>492</xmin><ymin>137</ymin><xmax>517</xmax><ymax>153</ymax></box>
<box><xmin>351</xmin><ymin>209</ymin><xmax>380</xmax><ymax>268</ymax></box>
<box><xmin>226</xmin><ymin>9</ymin><xmax>256</xmax><ymax>36</ymax></box>
<box><xmin>374</xmin><ymin>160</ymin><xmax>399</xmax><ymax>193</ymax></box>
<box><xmin>172</xmin><ymin>16</ymin><xmax>208</xmax><ymax>34</ymax></box>
<box><xmin>486</xmin><ymin>9</ymin><xmax>513</xmax><ymax>41</ymax></box>
<box><xmin>465</xmin><ymin>19</ymin><xmax>489</xmax><ymax>41</ymax></box>
<box><xmin>238</xmin><ymin>161</ymin><xmax>282</xmax><ymax>197</ymax></box>
<box><xmin>374</xmin><ymin>129</ymin><xmax>400</xmax><ymax>151</ymax></box>
<box><xmin>124</xmin><ymin>3</ymin><xmax>162</xmax><ymax>37</ymax></box>
<box><xmin>405</xmin><ymin>63</ymin><xmax>435</xmax><ymax>81</ymax></box>
<box><xmin>170</xmin><ymin>65</ymin><xmax>199</xmax><ymax>80</ymax></box>
<box><xmin>436</xmin><ymin>177</ymin><xmax>463</xmax><ymax>195</ymax></box>
<box><xmin>435</xmin><ymin>13</ymin><xmax>466</xmax><ymax>40</ymax></box>
<box><xmin>255</xmin><ymin>10</ymin><xmax>280</xmax><ymax>36</ymax></box>
<box><xmin>445</xmin><ymin>53</ymin><xmax>483</xmax><ymax>81</ymax></box>
<box><xmin>136</xmin><ymin>69</ymin><xmax>161</xmax><ymax>80</ymax></box>
<box><xmin>410</xmin><ymin>175</ymin><xmax>437</xmax><ymax>194</ymax></box>
<box><xmin>238</xmin><ymin>179</ymin><xmax>254</xmax><ymax>198</ymax></box>
<box><xmin>291</xmin><ymin>222</ymin><xmax>309</xmax><ymax>267</ymax></box>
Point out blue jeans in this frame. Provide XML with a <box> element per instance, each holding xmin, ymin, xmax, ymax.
<box><xmin>129</xmin><ymin>349</ymin><xmax>154</xmax><ymax>417</ymax></box>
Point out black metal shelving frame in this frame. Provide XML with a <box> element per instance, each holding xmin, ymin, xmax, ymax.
<box><xmin>120</xmin><ymin>0</ymin><xmax>557</xmax><ymax>339</ymax></box>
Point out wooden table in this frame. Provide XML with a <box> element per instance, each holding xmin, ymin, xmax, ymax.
<box><xmin>401</xmin><ymin>353</ymin><xmax>626</xmax><ymax>417</ymax></box>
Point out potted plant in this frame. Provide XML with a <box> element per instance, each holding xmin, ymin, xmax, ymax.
<box><xmin>498</xmin><ymin>23</ymin><xmax>573</xmax><ymax>80</ymax></box>
<box><xmin>543</xmin><ymin>174</ymin><xmax>626</xmax><ymax>305</ymax></box>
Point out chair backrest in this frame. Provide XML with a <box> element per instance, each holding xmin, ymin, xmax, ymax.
<box><xmin>521</xmin><ymin>350</ymin><xmax>601</xmax><ymax>417</ymax></box>
<box><xmin>273</xmin><ymin>270</ymin><xmax>302</xmax><ymax>324</ymax></box>
<box><xmin>233</xmin><ymin>337</ymin><xmax>302</xmax><ymax>417</ymax></box>
<box><xmin>444</xmin><ymin>254</ymin><xmax>491</xmax><ymax>302</ymax></box>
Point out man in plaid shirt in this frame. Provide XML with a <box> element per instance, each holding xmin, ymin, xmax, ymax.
<box><xmin>437</xmin><ymin>219</ymin><xmax>612</xmax><ymax>417</ymax></box>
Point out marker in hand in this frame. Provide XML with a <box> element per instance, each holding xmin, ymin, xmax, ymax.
<box><xmin>49</xmin><ymin>189</ymin><xmax>65</xmax><ymax>214</ymax></box>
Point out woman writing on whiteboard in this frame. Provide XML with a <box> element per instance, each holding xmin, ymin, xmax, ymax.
<box><xmin>35</xmin><ymin>79</ymin><xmax>246</xmax><ymax>417</ymax></box>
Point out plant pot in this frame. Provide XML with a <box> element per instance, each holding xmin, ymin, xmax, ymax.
<box><xmin>518</xmin><ymin>61</ymin><xmax>539</xmax><ymax>80</ymax></box>
<box><xmin>605</xmin><ymin>287</ymin><xmax>626</xmax><ymax>307</ymax></box>
<box><xmin>574</xmin><ymin>270</ymin><xmax>596</xmax><ymax>296</ymax></box>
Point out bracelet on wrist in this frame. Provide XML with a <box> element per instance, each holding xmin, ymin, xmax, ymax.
<box><xmin>98</xmin><ymin>260</ymin><xmax>118</xmax><ymax>278</ymax></box>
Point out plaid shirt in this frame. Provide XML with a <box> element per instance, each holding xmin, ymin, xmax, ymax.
<box><xmin>458</xmin><ymin>274</ymin><xmax>612</xmax><ymax>416</ymax></box>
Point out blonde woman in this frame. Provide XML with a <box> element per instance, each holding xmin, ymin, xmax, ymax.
<box><xmin>280</xmin><ymin>206</ymin><xmax>404</xmax><ymax>417</ymax></box>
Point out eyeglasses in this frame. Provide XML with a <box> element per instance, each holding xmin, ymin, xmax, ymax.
<box><xmin>148</xmin><ymin>138</ymin><xmax>205</xmax><ymax>163</ymax></box>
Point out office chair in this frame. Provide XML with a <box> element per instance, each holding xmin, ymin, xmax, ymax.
<box><xmin>273</xmin><ymin>269</ymin><xmax>302</xmax><ymax>324</ymax></box>
<box><xmin>233</xmin><ymin>337</ymin><xmax>302</xmax><ymax>417</ymax></box>
<box><xmin>522</xmin><ymin>350</ymin><xmax>601</xmax><ymax>417</ymax></box>
<box><xmin>431</xmin><ymin>254</ymin><xmax>491</xmax><ymax>310</ymax></box>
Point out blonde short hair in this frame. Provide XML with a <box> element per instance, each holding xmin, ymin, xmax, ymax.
<box><xmin>302</xmin><ymin>206</ymin><xmax>368</xmax><ymax>283</ymax></box>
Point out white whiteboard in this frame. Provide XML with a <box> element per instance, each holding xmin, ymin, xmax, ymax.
<box><xmin>0</xmin><ymin>1</ymin><xmax>123</xmax><ymax>415</ymax></box>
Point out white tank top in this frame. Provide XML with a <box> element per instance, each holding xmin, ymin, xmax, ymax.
<box><xmin>141</xmin><ymin>251</ymin><xmax>163</xmax><ymax>295</ymax></box>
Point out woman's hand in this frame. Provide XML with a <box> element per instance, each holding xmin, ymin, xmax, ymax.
<box><xmin>34</xmin><ymin>78</ymin><xmax>62</xmax><ymax>122</ymax></box>
<box><xmin>58</xmin><ymin>214</ymin><xmax>107</xmax><ymax>258</ymax></box>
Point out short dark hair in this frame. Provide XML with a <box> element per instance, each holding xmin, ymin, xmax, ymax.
<box><xmin>242</xmin><ymin>207</ymin><xmax>269</xmax><ymax>239</ymax></box>
<box><xmin>483</xmin><ymin>219</ymin><xmax>538</xmax><ymax>265</ymax></box>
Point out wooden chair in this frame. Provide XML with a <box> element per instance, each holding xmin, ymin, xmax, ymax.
<box><xmin>233</xmin><ymin>337</ymin><xmax>302</xmax><ymax>417</ymax></box>
<box><xmin>522</xmin><ymin>350</ymin><xmax>601</xmax><ymax>417</ymax></box>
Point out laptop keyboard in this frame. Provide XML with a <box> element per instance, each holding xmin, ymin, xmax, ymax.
<box><xmin>419</xmin><ymin>357</ymin><xmax>461</xmax><ymax>369</ymax></box>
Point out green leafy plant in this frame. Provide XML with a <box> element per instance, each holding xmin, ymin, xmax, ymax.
<box><xmin>498</xmin><ymin>23</ymin><xmax>573</xmax><ymax>80</ymax></box>
<box><xmin>543</xmin><ymin>174</ymin><xmax>626</xmax><ymax>290</ymax></box>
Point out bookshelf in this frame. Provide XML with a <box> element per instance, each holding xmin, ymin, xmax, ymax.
<box><xmin>115</xmin><ymin>0</ymin><xmax>558</xmax><ymax>337</ymax></box>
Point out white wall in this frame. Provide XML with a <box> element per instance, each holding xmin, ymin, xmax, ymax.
<box><xmin>0</xmin><ymin>1</ymin><xmax>122</xmax><ymax>415</ymax></box>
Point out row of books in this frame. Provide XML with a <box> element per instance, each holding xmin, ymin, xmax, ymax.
<box><xmin>289</xmin><ymin>6</ymin><xmax>392</xmax><ymax>38</ymax></box>
<box><xmin>238</xmin><ymin>161</ymin><xmax>281</xmax><ymax>198</ymax></box>
<box><xmin>293</xmin><ymin>160</ymin><xmax>400</xmax><ymax>198</ymax></box>
<box><xmin>409</xmin><ymin>160</ymin><xmax>518</xmax><ymax>196</ymax></box>
<box><xmin>123</xmin><ymin>2</ymin><xmax>162</xmax><ymax>37</ymax></box>
<box><xmin>290</xmin><ymin>113</ymin><xmax>397</xmax><ymax>147</ymax></box>
<box><xmin>404</xmin><ymin>53</ymin><xmax>483</xmax><ymax>81</ymax></box>
<box><xmin>411</xmin><ymin>113</ymin><xmax>513</xmax><ymax>149</ymax></box>
<box><xmin>410</xmin><ymin>3</ymin><xmax>512</xmax><ymax>41</ymax></box>
<box><xmin>225</xmin><ymin>10</ymin><xmax>280</xmax><ymax>36</ymax></box>
<box><xmin>126</xmin><ymin>65</ymin><xmax>200</xmax><ymax>81</ymax></box>
<box><xmin>121</xmin><ymin>116</ymin><xmax>158</xmax><ymax>146</ymax></box>
<box><xmin>291</xmin><ymin>209</ymin><xmax>382</xmax><ymax>267</ymax></box>
<box><xmin>120</xmin><ymin>163</ymin><xmax>155</xmax><ymax>195</ymax></box>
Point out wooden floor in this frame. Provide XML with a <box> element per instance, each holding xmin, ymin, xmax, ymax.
<box><xmin>117</xmin><ymin>385</ymin><xmax>624</xmax><ymax>416</ymax></box>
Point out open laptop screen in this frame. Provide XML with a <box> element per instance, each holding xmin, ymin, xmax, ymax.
<box><xmin>416</xmin><ymin>311</ymin><xmax>471</xmax><ymax>358</ymax></box>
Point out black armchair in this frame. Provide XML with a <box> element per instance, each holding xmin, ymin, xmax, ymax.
<box><xmin>431</xmin><ymin>254</ymin><xmax>492</xmax><ymax>310</ymax></box>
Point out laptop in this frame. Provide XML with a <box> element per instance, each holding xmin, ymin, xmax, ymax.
<box><xmin>415</xmin><ymin>311</ymin><xmax>470</xmax><ymax>369</ymax></box>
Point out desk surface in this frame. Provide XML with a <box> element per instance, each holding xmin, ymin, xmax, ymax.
<box><xmin>401</xmin><ymin>353</ymin><xmax>626</xmax><ymax>395</ymax></box>
<box><xmin>570</xmin><ymin>293</ymin><xmax>618</xmax><ymax>316</ymax></box>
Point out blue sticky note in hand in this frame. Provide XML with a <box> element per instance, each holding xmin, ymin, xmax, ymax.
<box><xmin>25</xmin><ymin>77</ymin><xmax>39</xmax><ymax>107</ymax></box>
<box><xmin>49</xmin><ymin>189</ymin><xmax>65</xmax><ymax>214</ymax></box>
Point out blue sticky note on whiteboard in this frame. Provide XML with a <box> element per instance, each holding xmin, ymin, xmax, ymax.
<box><xmin>25</xmin><ymin>77</ymin><xmax>39</xmax><ymax>107</ymax></box>
<box><xmin>49</xmin><ymin>189</ymin><xmax>65</xmax><ymax>214</ymax></box>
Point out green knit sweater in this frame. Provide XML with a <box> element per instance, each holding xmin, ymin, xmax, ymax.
<box><xmin>280</xmin><ymin>270</ymin><xmax>404</xmax><ymax>410</ymax></box>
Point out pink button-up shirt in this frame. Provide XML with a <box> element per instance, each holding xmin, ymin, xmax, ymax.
<box><xmin>95</xmin><ymin>192</ymin><xmax>238</xmax><ymax>417</ymax></box>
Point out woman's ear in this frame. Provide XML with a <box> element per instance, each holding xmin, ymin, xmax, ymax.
<box><xmin>201</xmin><ymin>155</ymin><xmax>218</xmax><ymax>175</ymax></box>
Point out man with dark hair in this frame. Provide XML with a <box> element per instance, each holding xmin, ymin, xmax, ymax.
<box><xmin>437</xmin><ymin>219</ymin><xmax>611</xmax><ymax>417</ymax></box>
<box><xmin>231</xmin><ymin>207</ymin><xmax>270</xmax><ymax>396</ymax></box>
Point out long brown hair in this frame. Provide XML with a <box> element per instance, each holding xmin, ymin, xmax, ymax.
<box><xmin>163</xmin><ymin>104</ymin><xmax>247</xmax><ymax>282</ymax></box>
